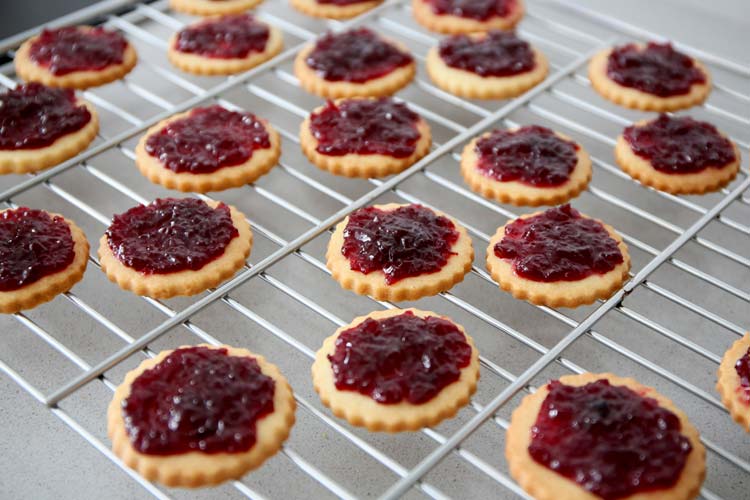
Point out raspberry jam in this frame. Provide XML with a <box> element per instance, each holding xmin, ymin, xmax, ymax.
<box><xmin>424</xmin><ymin>0</ymin><xmax>516</xmax><ymax>20</ymax></box>
<box><xmin>329</xmin><ymin>311</ymin><xmax>472</xmax><ymax>404</ymax></box>
<box><xmin>494</xmin><ymin>204</ymin><xmax>623</xmax><ymax>282</ymax></box>
<box><xmin>342</xmin><ymin>204</ymin><xmax>459</xmax><ymax>284</ymax></box>
<box><xmin>122</xmin><ymin>346</ymin><xmax>275</xmax><ymax>455</ymax></box>
<box><xmin>145</xmin><ymin>105</ymin><xmax>271</xmax><ymax>174</ymax></box>
<box><xmin>438</xmin><ymin>31</ymin><xmax>535</xmax><ymax>77</ymax></box>
<box><xmin>305</xmin><ymin>28</ymin><xmax>413</xmax><ymax>83</ymax></box>
<box><xmin>624</xmin><ymin>115</ymin><xmax>735</xmax><ymax>175</ymax></box>
<box><xmin>529</xmin><ymin>379</ymin><xmax>692</xmax><ymax>499</ymax></box>
<box><xmin>174</xmin><ymin>14</ymin><xmax>269</xmax><ymax>59</ymax></box>
<box><xmin>310</xmin><ymin>98</ymin><xmax>421</xmax><ymax>158</ymax></box>
<box><xmin>106</xmin><ymin>198</ymin><xmax>238</xmax><ymax>275</ymax></box>
<box><xmin>0</xmin><ymin>83</ymin><xmax>92</xmax><ymax>150</ymax></box>
<box><xmin>735</xmin><ymin>347</ymin><xmax>750</xmax><ymax>403</ymax></box>
<box><xmin>0</xmin><ymin>208</ymin><xmax>75</xmax><ymax>292</ymax></box>
<box><xmin>475</xmin><ymin>126</ymin><xmax>578</xmax><ymax>187</ymax></box>
<box><xmin>607</xmin><ymin>43</ymin><xmax>707</xmax><ymax>97</ymax></box>
<box><xmin>29</xmin><ymin>27</ymin><xmax>128</xmax><ymax>76</ymax></box>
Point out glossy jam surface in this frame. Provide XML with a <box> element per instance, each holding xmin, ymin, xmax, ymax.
<box><xmin>624</xmin><ymin>115</ymin><xmax>735</xmax><ymax>174</ymax></box>
<box><xmin>494</xmin><ymin>204</ymin><xmax>623</xmax><ymax>282</ymax></box>
<box><xmin>106</xmin><ymin>198</ymin><xmax>238</xmax><ymax>275</ymax></box>
<box><xmin>475</xmin><ymin>126</ymin><xmax>578</xmax><ymax>187</ymax></box>
<box><xmin>735</xmin><ymin>347</ymin><xmax>750</xmax><ymax>404</ymax></box>
<box><xmin>424</xmin><ymin>0</ymin><xmax>515</xmax><ymax>20</ymax></box>
<box><xmin>342</xmin><ymin>205</ymin><xmax>459</xmax><ymax>284</ymax></box>
<box><xmin>0</xmin><ymin>208</ymin><xmax>75</xmax><ymax>292</ymax></box>
<box><xmin>29</xmin><ymin>27</ymin><xmax>128</xmax><ymax>76</ymax></box>
<box><xmin>607</xmin><ymin>43</ymin><xmax>706</xmax><ymax>97</ymax></box>
<box><xmin>329</xmin><ymin>311</ymin><xmax>472</xmax><ymax>404</ymax></box>
<box><xmin>122</xmin><ymin>346</ymin><xmax>275</xmax><ymax>455</ymax></box>
<box><xmin>305</xmin><ymin>28</ymin><xmax>413</xmax><ymax>83</ymax></box>
<box><xmin>174</xmin><ymin>14</ymin><xmax>269</xmax><ymax>59</ymax></box>
<box><xmin>145</xmin><ymin>105</ymin><xmax>270</xmax><ymax>174</ymax></box>
<box><xmin>0</xmin><ymin>83</ymin><xmax>92</xmax><ymax>150</ymax></box>
<box><xmin>310</xmin><ymin>98</ymin><xmax>421</xmax><ymax>158</ymax></box>
<box><xmin>529</xmin><ymin>379</ymin><xmax>692</xmax><ymax>499</ymax></box>
<box><xmin>438</xmin><ymin>31</ymin><xmax>535</xmax><ymax>77</ymax></box>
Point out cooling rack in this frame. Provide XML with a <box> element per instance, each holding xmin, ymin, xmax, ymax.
<box><xmin>1</xmin><ymin>0</ymin><xmax>749</xmax><ymax>498</ymax></box>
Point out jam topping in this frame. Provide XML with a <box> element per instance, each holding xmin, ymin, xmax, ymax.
<box><xmin>0</xmin><ymin>83</ymin><xmax>92</xmax><ymax>150</ymax></box>
<box><xmin>475</xmin><ymin>126</ymin><xmax>579</xmax><ymax>187</ymax></box>
<box><xmin>0</xmin><ymin>208</ymin><xmax>75</xmax><ymax>292</ymax></box>
<box><xmin>29</xmin><ymin>27</ymin><xmax>128</xmax><ymax>76</ymax></box>
<box><xmin>342</xmin><ymin>204</ymin><xmax>459</xmax><ymax>284</ymax></box>
<box><xmin>305</xmin><ymin>28</ymin><xmax>413</xmax><ymax>83</ymax></box>
<box><xmin>106</xmin><ymin>198</ymin><xmax>238</xmax><ymax>275</ymax></box>
<box><xmin>122</xmin><ymin>346</ymin><xmax>275</xmax><ymax>455</ymax></box>
<box><xmin>310</xmin><ymin>98</ymin><xmax>421</xmax><ymax>158</ymax></box>
<box><xmin>606</xmin><ymin>43</ymin><xmax>707</xmax><ymax>97</ymax></box>
<box><xmin>529</xmin><ymin>379</ymin><xmax>692</xmax><ymax>499</ymax></box>
<box><xmin>438</xmin><ymin>31</ymin><xmax>535</xmax><ymax>77</ymax></box>
<box><xmin>735</xmin><ymin>347</ymin><xmax>750</xmax><ymax>404</ymax></box>
<box><xmin>329</xmin><ymin>311</ymin><xmax>472</xmax><ymax>404</ymax></box>
<box><xmin>624</xmin><ymin>115</ymin><xmax>736</xmax><ymax>175</ymax></box>
<box><xmin>145</xmin><ymin>105</ymin><xmax>270</xmax><ymax>174</ymax></box>
<box><xmin>494</xmin><ymin>204</ymin><xmax>623</xmax><ymax>282</ymax></box>
<box><xmin>424</xmin><ymin>0</ymin><xmax>516</xmax><ymax>20</ymax></box>
<box><xmin>174</xmin><ymin>14</ymin><xmax>269</xmax><ymax>59</ymax></box>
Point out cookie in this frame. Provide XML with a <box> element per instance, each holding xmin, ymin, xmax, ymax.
<box><xmin>135</xmin><ymin>105</ymin><xmax>280</xmax><ymax>193</ymax></box>
<box><xmin>15</xmin><ymin>26</ymin><xmax>137</xmax><ymax>89</ymax></box>
<box><xmin>412</xmin><ymin>0</ymin><xmax>524</xmax><ymax>34</ymax></box>
<box><xmin>0</xmin><ymin>208</ymin><xmax>89</xmax><ymax>314</ymax></box>
<box><xmin>290</xmin><ymin>0</ymin><xmax>382</xmax><ymax>19</ymax></box>
<box><xmin>108</xmin><ymin>344</ymin><xmax>295</xmax><ymax>487</ymax></box>
<box><xmin>461</xmin><ymin>126</ymin><xmax>591</xmax><ymax>206</ymax></box>
<box><xmin>300</xmin><ymin>97</ymin><xmax>431</xmax><ymax>178</ymax></box>
<box><xmin>169</xmin><ymin>0</ymin><xmax>263</xmax><ymax>16</ymax></box>
<box><xmin>312</xmin><ymin>308</ymin><xmax>479</xmax><ymax>431</ymax></box>
<box><xmin>486</xmin><ymin>204</ymin><xmax>630</xmax><ymax>308</ymax></box>
<box><xmin>717</xmin><ymin>333</ymin><xmax>750</xmax><ymax>432</ymax></box>
<box><xmin>507</xmin><ymin>372</ymin><xmax>706</xmax><ymax>500</ymax></box>
<box><xmin>98</xmin><ymin>198</ymin><xmax>252</xmax><ymax>299</ymax></box>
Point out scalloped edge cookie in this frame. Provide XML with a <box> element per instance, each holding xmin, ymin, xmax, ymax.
<box><xmin>717</xmin><ymin>333</ymin><xmax>750</xmax><ymax>432</ymax></box>
<box><xmin>412</xmin><ymin>0</ymin><xmax>524</xmax><ymax>34</ymax></box>
<box><xmin>108</xmin><ymin>343</ymin><xmax>296</xmax><ymax>487</ymax></box>
<box><xmin>290</xmin><ymin>0</ymin><xmax>382</xmax><ymax>19</ymax></box>
<box><xmin>169</xmin><ymin>0</ymin><xmax>263</xmax><ymax>15</ymax></box>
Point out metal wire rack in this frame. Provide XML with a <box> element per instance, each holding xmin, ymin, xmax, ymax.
<box><xmin>1</xmin><ymin>0</ymin><xmax>748</xmax><ymax>498</ymax></box>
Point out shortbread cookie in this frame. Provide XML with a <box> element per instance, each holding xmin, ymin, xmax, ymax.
<box><xmin>461</xmin><ymin>126</ymin><xmax>591</xmax><ymax>206</ymax></box>
<box><xmin>312</xmin><ymin>308</ymin><xmax>479</xmax><ymax>431</ymax></box>
<box><xmin>717</xmin><ymin>333</ymin><xmax>750</xmax><ymax>432</ymax></box>
<box><xmin>290</xmin><ymin>0</ymin><xmax>382</xmax><ymax>19</ymax></box>
<box><xmin>135</xmin><ymin>105</ymin><xmax>280</xmax><ymax>193</ymax></box>
<box><xmin>168</xmin><ymin>14</ymin><xmax>283</xmax><ymax>76</ymax></box>
<box><xmin>327</xmin><ymin>203</ymin><xmax>473</xmax><ymax>301</ymax></box>
<box><xmin>15</xmin><ymin>26</ymin><xmax>137</xmax><ymax>89</ymax></box>
<box><xmin>0</xmin><ymin>207</ymin><xmax>89</xmax><ymax>313</ymax></box>
<box><xmin>0</xmin><ymin>83</ymin><xmax>99</xmax><ymax>174</ymax></box>
<box><xmin>426</xmin><ymin>31</ymin><xmax>547</xmax><ymax>99</ymax></box>
<box><xmin>300</xmin><ymin>97</ymin><xmax>431</xmax><ymax>178</ymax></box>
<box><xmin>507</xmin><ymin>372</ymin><xmax>706</xmax><ymax>500</ymax></box>
<box><xmin>170</xmin><ymin>0</ymin><xmax>262</xmax><ymax>16</ymax></box>
<box><xmin>108</xmin><ymin>344</ymin><xmax>295</xmax><ymax>487</ymax></box>
<box><xmin>615</xmin><ymin>114</ymin><xmax>740</xmax><ymax>195</ymax></box>
<box><xmin>486</xmin><ymin>204</ymin><xmax>630</xmax><ymax>308</ymax></box>
<box><xmin>412</xmin><ymin>0</ymin><xmax>524</xmax><ymax>34</ymax></box>
<box><xmin>294</xmin><ymin>28</ymin><xmax>415</xmax><ymax>98</ymax></box>
<box><xmin>98</xmin><ymin>198</ymin><xmax>251</xmax><ymax>299</ymax></box>
<box><xmin>589</xmin><ymin>42</ymin><xmax>711</xmax><ymax>111</ymax></box>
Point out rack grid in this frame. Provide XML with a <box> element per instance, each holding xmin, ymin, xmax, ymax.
<box><xmin>1</xmin><ymin>0</ymin><xmax>748</xmax><ymax>499</ymax></box>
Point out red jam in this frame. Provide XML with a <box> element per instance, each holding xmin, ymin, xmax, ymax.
<box><xmin>145</xmin><ymin>105</ymin><xmax>270</xmax><ymax>174</ymax></box>
<box><xmin>29</xmin><ymin>27</ymin><xmax>128</xmax><ymax>76</ymax></box>
<box><xmin>342</xmin><ymin>204</ymin><xmax>459</xmax><ymax>284</ymax></box>
<box><xmin>475</xmin><ymin>126</ymin><xmax>578</xmax><ymax>187</ymax></box>
<box><xmin>0</xmin><ymin>83</ymin><xmax>91</xmax><ymax>150</ymax></box>
<box><xmin>106</xmin><ymin>198</ymin><xmax>238</xmax><ymax>275</ymax></box>
<box><xmin>0</xmin><ymin>208</ymin><xmax>75</xmax><ymax>292</ymax></box>
<box><xmin>174</xmin><ymin>14</ymin><xmax>269</xmax><ymax>59</ymax></box>
<box><xmin>735</xmin><ymin>347</ymin><xmax>750</xmax><ymax>403</ymax></box>
<box><xmin>529</xmin><ymin>379</ymin><xmax>692</xmax><ymax>499</ymax></box>
<box><xmin>305</xmin><ymin>28</ymin><xmax>413</xmax><ymax>83</ymax></box>
<box><xmin>424</xmin><ymin>0</ymin><xmax>516</xmax><ymax>20</ymax></box>
<box><xmin>494</xmin><ymin>204</ymin><xmax>623</xmax><ymax>282</ymax></box>
<box><xmin>607</xmin><ymin>43</ymin><xmax>707</xmax><ymax>97</ymax></box>
<box><xmin>310</xmin><ymin>98</ymin><xmax>421</xmax><ymax>158</ymax></box>
<box><xmin>438</xmin><ymin>31</ymin><xmax>535</xmax><ymax>77</ymax></box>
<box><xmin>122</xmin><ymin>346</ymin><xmax>275</xmax><ymax>455</ymax></box>
<box><xmin>623</xmin><ymin>115</ymin><xmax>736</xmax><ymax>175</ymax></box>
<box><xmin>329</xmin><ymin>311</ymin><xmax>472</xmax><ymax>404</ymax></box>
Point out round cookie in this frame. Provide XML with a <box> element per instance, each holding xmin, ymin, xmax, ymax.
<box><xmin>169</xmin><ymin>0</ymin><xmax>263</xmax><ymax>16</ymax></box>
<box><xmin>412</xmin><ymin>0</ymin><xmax>524</xmax><ymax>34</ymax></box>
<box><xmin>290</xmin><ymin>0</ymin><xmax>382</xmax><ymax>19</ymax></box>
<box><xmin>717</xmin><ymin>333</ymin><xmax>750</xmax><ymax>432</ymax></box>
